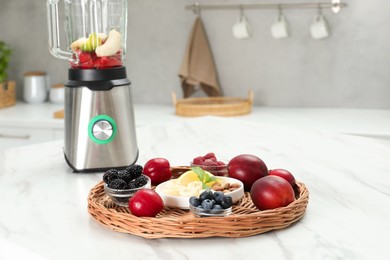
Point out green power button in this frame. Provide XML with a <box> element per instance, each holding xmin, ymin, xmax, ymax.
<box><xmin>88</xmin><ymin>115</ymin><xmax>117</xmax><ymax>144</ymax></box>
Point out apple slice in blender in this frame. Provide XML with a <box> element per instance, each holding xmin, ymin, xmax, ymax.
<box><xmin>80</xmin><ymin>33</ymin><xmax>102</xmax><ymax>52</ymax></box>
<box><xmin>70</xmin><ymin>33</ymin><xmax>106</xmax><ymax>52</ymax></box>
<box><xmin>95</xmin><ymin>29</ymin><xmax>121</xmax><ymax>57</ymax></box>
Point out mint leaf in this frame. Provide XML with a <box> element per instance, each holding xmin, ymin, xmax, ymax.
<box><xmin>192</xmin><ymin>166</ymin><xmax>204</xmax><ymax>181</ymax></box>
<box><xmin>203</xmin><ymin>174</ymin><xmax>210</xmax><ymax>183</ymax></box>
<box><xmin>208</xmin><ymin>176</ymin><xmax>217</xmax><ymax>182</ymax></box>
<box><xmin>191</xmin><ymin>166</ymin><xmax>217</xmax><ymax>188</ymax></box>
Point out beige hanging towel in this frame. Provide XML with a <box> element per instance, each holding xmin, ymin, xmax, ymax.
<box><xmin>178</xmin><ymin>16</ymin><xmax>222</xmax><ymax>98</ymax></box>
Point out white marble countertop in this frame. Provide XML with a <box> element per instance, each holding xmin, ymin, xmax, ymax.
<box><xmin>124</xmin><ymin>104</ymin><xmax>390</xmax><ymax>139</ymax></box>
<box><xmin>1</xmin><ymin>116</ymin><xmax>390</xmax><ymax>260</ymax></box>
<box><xmin>0</xmin><ymin>102</ymin><xmax>64</xmax><ymax>129</ymax></box>
<box><xmin>1</xmin><ymin>102</ymin><xmax>390</xmax><ymax>139</ymax></box>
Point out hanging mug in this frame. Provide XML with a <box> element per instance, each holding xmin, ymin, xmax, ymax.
<box><xmin>310</xmin><ymin>14</ymin><xmax>331</xmax><ymax>39</ymax></box>
<box><xmin>232</xmin><ymin>11</ymin><xmax>252</xmax><ymax>39</ymax></box>
<box><xmin>271</xmin><ymin>14</ymin><xmax>290</xmax><ymax>39</ymax></box>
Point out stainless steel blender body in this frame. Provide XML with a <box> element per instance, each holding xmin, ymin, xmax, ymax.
<box><xmin>47</xmin><ymin>0</ymin><xmax>138</xmax><ymax>172</ymax></box>
<box><xmin>64</xmin><ymin>68</ymin><xmax>138</xmax><ymax>172</ymax></box>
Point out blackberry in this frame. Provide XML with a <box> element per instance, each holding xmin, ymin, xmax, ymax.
<box><xmin>127</xmin><ymin>175</ymin><xmax>148</xmax><ymax>189</ymax></box>
<box><xmin>125</xmin><ymin>164</ymin><xmax>143</xmax><ymax>179</ymax></box>
<box><xmin>108</xmin><ymin>179</ymin><xmax>127</xmax><ymax>189</ymax></box>
<box><xmin>133</xmin><ymin>175</ymin><xmax>148</xmax><ymax>187</ymax></box>
<box><xmin>127</xmin><ymin>181</ymin><xmax>138</xmax><ymax>189</ymax></box>
<box><xmin>118</xmin><ymin>170</ymin><xmax>132</xmax><ymax>183</ymax></box>
<box><xmin>103</xmin><ymin>169</ymin><xmax>119</xmax><ymax>184</ymax></box>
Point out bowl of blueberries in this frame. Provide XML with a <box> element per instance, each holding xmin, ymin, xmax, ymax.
<box><xmin>103</xmin><ymin>164</ymin><xmax>151</xmax><ymax>207</ymax></box>
<box><xmin>189</xmin><ymin>190</ymin><xmax>233</xmax><ymax>217</ymax></box>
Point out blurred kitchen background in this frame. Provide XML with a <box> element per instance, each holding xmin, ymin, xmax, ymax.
<box><xmin>0</xmin><ymin>0</ymin><xmax>388</xmax><ymax>108</ymax></box>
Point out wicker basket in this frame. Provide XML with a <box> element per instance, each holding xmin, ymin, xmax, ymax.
<box><xmin>172</xmin><ymin>91</ymin><xmax>253</xmax><ymax>117</ymax></box>
<box><xmin>88</xmin><ymin>174</ymin><xmax>309</xmax><ymax>239</ymax></box>
<box><xmin>0</xmin><ymin>81</ymin><xmax>16</xmax><ymax>109</ymax></box>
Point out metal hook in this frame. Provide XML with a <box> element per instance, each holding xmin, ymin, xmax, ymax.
<box><xmin>277</xmin><ymin>4</ymin><xmax>282</xmax><ymax>19</ymax></box>
<box><xmin>317</xmin><ymin>4</ymin><xmax>322</xmax><ymax>15</ymax></box>
<box><xmin>192</xmin><ymin>2</ymin><xmax>201</xmax><ymax>15</ymax></box>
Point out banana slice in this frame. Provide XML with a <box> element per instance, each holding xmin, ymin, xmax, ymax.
<box><xmin>97</xmin><ymin>33</ymin><xmax>108</xmax><ymax>42</ymax></box>
<box><xmin>95</xmin><ymin>29</ymin><xmax>121</xmax><ymax>57</ymax></box>
<box><xmin>187</xmin><ymin>181</ymin><xmax>203</xmax><ymax>190</ymax></box>
<box><xmin>179</xmin><ymin>186</ymin><xmax>199</xmax><ymax>197</ymax></box>
<box><xmin>162</xmin><ymin>188</ymin><xmax>180</xmax><ymax>196</ymax></box>
<box><xmin>70</xmin><ymin>37</ymin><xmax>87</xmax><ymax>51</ymax></box>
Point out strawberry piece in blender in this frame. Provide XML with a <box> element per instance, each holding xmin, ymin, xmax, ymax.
<box><xmin>94</xmin><ymin>56</ymin><xmax>122</xmax><ymax>68</ymax></box>
<box><xmin>72</xmin><ymin>50</ymin><xmax>94</xmax><ymax>69</ymax></box>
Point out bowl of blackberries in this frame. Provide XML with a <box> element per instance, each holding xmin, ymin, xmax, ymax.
<box><xmin>103</xmin><ymin>164</ymin><xmax>151</xmax><ymax>207</ymax></box>
<box><xmin>189</xmin><ymin>190</ymin><xmax>233</xmax><ymax>217</ymax></box>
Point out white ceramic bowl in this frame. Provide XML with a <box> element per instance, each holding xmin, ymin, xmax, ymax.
<box><xmin>155</xmin><ymin>176</ymin><xmax>244</xmax><ymax>209</ymax></box>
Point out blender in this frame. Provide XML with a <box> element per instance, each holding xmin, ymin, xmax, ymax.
<box><xmin>46</xmin><ymin>0</ymin><xmax>138</xmax><ymax>172</ymax></box>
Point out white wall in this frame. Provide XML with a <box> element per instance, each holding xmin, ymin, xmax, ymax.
<box><xmin>1</xmin><ymin>0</ymin><xmax>389</xmax><ymax>108</ymax></box>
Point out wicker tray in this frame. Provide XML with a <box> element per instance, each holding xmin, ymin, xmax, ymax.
<box><xmin>87</xmin><ymin>179</ymin><xmax>309</xmax><ymax>239</ymax></box>
<box><xmin>172</xmin><ymin>91</ymin><xmax>253</xmax><ymax>117</ymax></box>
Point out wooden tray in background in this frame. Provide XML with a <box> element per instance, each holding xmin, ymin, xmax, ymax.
<box><xmin>172</xmin><ymin>91</ymin><xmax>253</xmax><ymax>117</ymax></box>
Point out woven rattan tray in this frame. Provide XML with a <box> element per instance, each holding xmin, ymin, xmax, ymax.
<box><xmin>88</xmin><ymin>178</ymin><xmax>309</xmax><ymax>239</ymax></box>
<box><xmin>172</xmin><ymin>91</ymin><xmax>253</xmax><ymax>117</ymax></box>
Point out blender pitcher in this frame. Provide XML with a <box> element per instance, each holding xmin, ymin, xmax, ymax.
<box><xmin>47</xmin><ymin>0</ymin><xmax>138</xmax><ymax>172</ymax></box>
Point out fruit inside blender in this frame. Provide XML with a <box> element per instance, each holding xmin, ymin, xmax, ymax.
<box><xmin>69</xmin><ymin>29</ymin><xmax>123</xmax><ymax>69</ymax></box>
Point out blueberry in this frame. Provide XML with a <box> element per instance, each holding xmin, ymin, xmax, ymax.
<box><xmin>189</xmin><ymin>196</ymin><xmax>201</xmax><ymax>207</ymax></box>
<box><xmin>221</xmin><ymin>195</ymin><xmax>233</xmax><ymax>209</ymax></box>
<box><xmin>210</xmin><ymin>204</ymin><xmax>224</xmax><ymax>214</ymax></box>
<box><xmin>103</xmin><ymin>169</ymin><xmax>119</xmax><ymax>184</ymax></box>
<box><xmin>212</xmin><ymin>191</ymin><xmax>225</xmax><ymax>204</ymax></box>
<box><xmin>201</xmin><ymin>199</ymin><xmax>214</xmax><ymax>211</ymax></box>
<box><xmin>199</xmin><ymin>190</ymin><xmax>213</xmax><ymax>201</ymax></box>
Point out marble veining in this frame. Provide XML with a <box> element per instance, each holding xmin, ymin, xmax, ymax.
<box><xmin>1</xmin><ymin>117</ymin><xmax>390</xmax><ymax>260</ymax></box>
